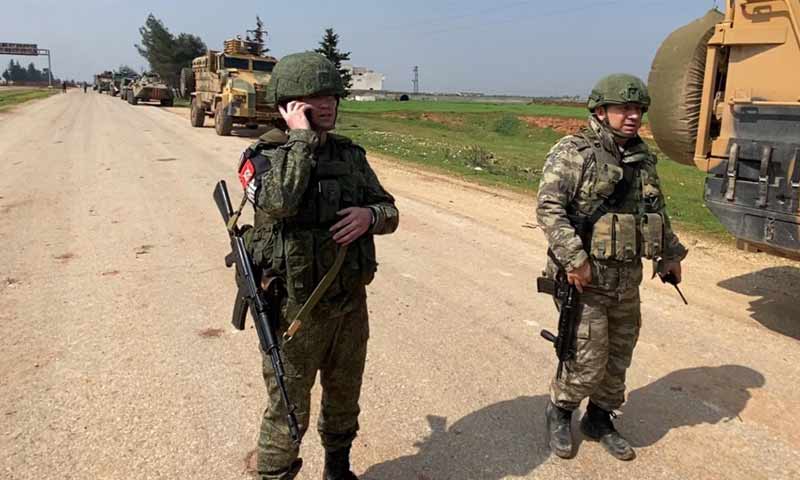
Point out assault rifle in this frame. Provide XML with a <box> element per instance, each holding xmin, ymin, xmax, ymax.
<box><xmin>537</xmin><ymin>275</ymin><xmax>582</xmax><ymax>380</ymax></box>
<box><xmin>213</xmin><ymin>180</ymin><xmax>300</xmax><ymax>444</ymax></box>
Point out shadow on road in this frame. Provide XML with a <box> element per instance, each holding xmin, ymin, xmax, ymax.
<box><xmin>362</xmin><ymin>366</ymin><xmax>764</xmax><ymax>479</ymax></box>
<box><xmin>717</xmin><ymin>266</ymin><xmax>800</xmax><ymax>340</ymax></box>
<box><xmin>622</xmin><ymin>365</ymin><xmax>765</xmax><ymax>447</ymax></box>
<box><xmin>362</xmin><ymin>395</ymin><xmax>551</xmax><ymax>480</ymax></box>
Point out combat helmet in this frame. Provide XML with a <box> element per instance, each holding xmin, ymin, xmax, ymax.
<box><xmin>587</xmin><ymin>74</ymin><xmax>651</xmax><ymax>112</ymax></box>
<box><xmin>265</xmin><ymin>52</ymin><xmax>346</xmax><ymax>105</ymax></box>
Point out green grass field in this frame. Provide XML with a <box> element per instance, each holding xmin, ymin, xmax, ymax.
<box><xmin>0</xmin><ymin>88</ymin><xmax>58</xmax><ymax>111</ymax></box>
<box><xmin>337</xmin><ymin>100</ymin><xmax>726</xmax><ymax>238</ymax></box>
<box><xmin>341</xmin><ymin>100</ymin><xmax>587</xmax><ymax>118</ymax></box>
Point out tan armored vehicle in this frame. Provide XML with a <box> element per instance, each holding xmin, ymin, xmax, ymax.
<box><xmin>649</xmin><ymin>1</ymin><xmax>800</xmax><ymax>258</ymax></box>
<box><xmin>94</xmin><ymin>71</ymin><xmax>113</xmax><ymax>93</ymax></box>
<box><xmin>181</xmin><ymin>38</ymin><xmax>280</xmax><ymax>136</ymax></box>
<box><xmin>127</xmin><ymin>72</ymin><xmax>174</xmax><ymax>106</ymax></box>
<box><xmin>119</xmin><ymin>76</ymin><xmax>138</xmax><ymax>101</ymax></box>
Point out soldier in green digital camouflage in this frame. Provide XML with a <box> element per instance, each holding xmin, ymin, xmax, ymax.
<box><xmin>239</xmin><ymin>52</ymin><xmax>399</xmax><ymax>480</ymax></box>
<box><xmin>536</xmin><ymin>74</ymin><xmax>687</xmax><ymax>461</ymax></box>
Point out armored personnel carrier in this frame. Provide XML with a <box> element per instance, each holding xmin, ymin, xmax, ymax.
<box><xmin>181</xmin><ymin>37</ymin><xmax>280</xmax><ymax>135</ymax></box>
<box><xmin>648</xmin><ymin>1</ymin><xmax>800</xmax><ymax>258</ymax></box>
<box><xmin>127</xmin><ymin>72</ymin><xmax>174</xmax><ymax>106</ymax></box>
<box><xmin>94</xmin><ymin>71</ymin><xmax>113</xmax><ymax>94</ymax></box>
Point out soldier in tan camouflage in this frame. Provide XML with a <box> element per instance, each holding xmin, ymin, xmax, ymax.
<box><xmin>536</xmin><ymin>74</ymin><xmax>687</xmax><ymax>461</ymax></box>
<box><xmin>240</xmin><ymin>52</ymin><xmax>399</xmax><ymax>480</ymax></box>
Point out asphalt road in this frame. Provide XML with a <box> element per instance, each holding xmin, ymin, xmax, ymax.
<box><xmin>2</xmin><ymin>91</ymin><xmax>799</xmax><ymax>479</ymax></box>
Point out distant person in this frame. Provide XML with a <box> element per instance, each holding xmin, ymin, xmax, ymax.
<box><xmin>83</xmin><ymin>82</ymin><xmax>87</xmax><ymax>93</ymax></box>
<box><xmin>237</xmin><ymin>52</ymin><xmax>399</xmax><ymax>479</ymax></box>
<box><xmin>536</xmin><ymin>74</ymin><xmax>687</xmax><ymax>461</ymax></box>
<box><xmin>61</xmin><ymin>81</ymin><xmax>66</xmax><ymax>93</ymax></box>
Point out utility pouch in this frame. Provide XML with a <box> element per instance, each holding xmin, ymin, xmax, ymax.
<box><xmin>316</xmin><ymin>179</ymin><xmax>342</xmax><ymax>224</ymax></box>
<box><xmin>590</xmin><ymin>213</ymin><xmax>638</xmax><ymax>261</ymax></box>
<box><xmin>640</xmin><ymin>213</ymin><xmax>664</xmax><ymax>260</ymax></box>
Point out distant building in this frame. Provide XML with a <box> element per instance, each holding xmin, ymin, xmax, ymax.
<box><xmin>344</xmin><ymin>65</ymin><xmax>384</xmax><ymax>91</ymax></box>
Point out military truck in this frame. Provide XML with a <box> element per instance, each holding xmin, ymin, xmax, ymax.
<box><xmin>94</xmin><ymin>71</ymin><xmax>113</xmax><ymax>94</ymax></box>
<box><xmin>648</xmin><ymin>1</ymin><xmax>800</xmax><ymax>258</ymax></box>
<box><xmin>119</xmin><ymin>76</ymin><xmax>138</xmax><ymax>101</ymax></box>
<box><xmin>181</xmin><ymin>38</ymin><xmax>280</xmax><ymax>135</ymax></box>
<box><xmin>127</xmin><ymin>72</ymin><xmax>174</xmax><ymax>106</ymax></box>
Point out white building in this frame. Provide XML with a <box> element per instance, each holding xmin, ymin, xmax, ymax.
<box><xmin>343</xmin><ymin>65</ymin><xmax>384</xmax><ymax>91</ymax></box>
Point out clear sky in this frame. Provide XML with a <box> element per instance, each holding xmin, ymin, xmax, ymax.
<box><xmin>2</xmin><ymin>0</ymin><xmax>719</xmax><ymax>96</ymax></box>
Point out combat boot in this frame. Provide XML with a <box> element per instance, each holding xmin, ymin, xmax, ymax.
<box><xmin>323</xmin><ymin>446</ymin><xmax>358</xmax><ymax>480</ymax></box>
<box><xmin>580</xmin><ymin>401</ymin><xmax>636</xmax><ymax>461</ymax></box>
<box><xmin>545</xmin><ymin>400</ymin><xmax>574</xmax><ymax>458</ymax></box>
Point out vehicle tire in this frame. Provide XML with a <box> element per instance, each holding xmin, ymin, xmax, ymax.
<box><xmin>180</xmin><ymin>68</ymin><xmax>195</xmax><ymax>98</ymax></box>
<box><xmin>647</xmin><ymin>9</ymin><xmax>723</xmax><ymax>165</ymax></box>
<box><xmin>130</xmin><ymin>92</ymin><xmax>138</xmax><ymax>105</ymax></box>
<box><xmin>127</xmin><ymin>91</ymin><xmax>134</xmax><ymax>104</ymax></box>
<box><xmin>190</xmin><ymin>98</ymin><xmax>205</xmax><ymax>127</ymax></box>
<box><xmin>246</xmin><ymin>123</ymin><xmax>259</xmax><ymax>129</ymax></box>
<box><xmin>214</xmin><ymin>103</ymin><xmax>233</xmax><ymax>136</ymax></box>
<box><xmin>160</xmin><ymin>98</ymin><xmax>174</xmax><ymax>107</ymax></box>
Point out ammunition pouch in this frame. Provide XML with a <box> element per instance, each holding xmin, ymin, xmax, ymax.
<box><xmin>640</xmin><ymin>213</ymin><xmax>664</xmax><ymax>260</ymax></box>
<box><xmin>590</xmin><ymin>213</ymin><xmax>638</xmax><ymax>261</ymax></box>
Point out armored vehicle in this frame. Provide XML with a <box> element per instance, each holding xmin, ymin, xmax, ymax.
<box><xmin>94</xmin><ymin>71</ymin><xmax>113</xmax><ymax>93</ymax></box>
<box><xmin>119</xmin><ymin>76</ymin><xmax>138</xmax><ymax>101</ymax></box>
<box><xmin>648</xmin><ymin>1</ymin><xmax>800</xmax><ymax>258</ymax></box>
<box><xmin>127</xmin><ymin>72</ymin><xmax>174</xmax><ymax>106</ymax></box>
<box><xmin>181</xmin><ymin>38</ymin><xmax>280</xmax><ymax>136</ymax></box>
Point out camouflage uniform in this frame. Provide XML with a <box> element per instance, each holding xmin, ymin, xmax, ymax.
<box><xmin>244</xmin><ymin>52</ymin><xmax>399</xmax><ymax>479</ymax></box>
<box><xmin>537</xmin><ymin>115</ymin><xmax>687</xmax><ymax>412</ymax></box>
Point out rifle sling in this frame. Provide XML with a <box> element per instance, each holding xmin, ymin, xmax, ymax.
<box><xmin>283</xmin><ymin>245</ymin><xmax>349</xmax><ymax>341</ymax></box>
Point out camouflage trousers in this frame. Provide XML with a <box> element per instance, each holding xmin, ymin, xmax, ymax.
<box><xmin>550</xmin><ymin>287</ymin><xmax>641</xmax><ymax>412</ymax></box>
<box><xmin>257</xmin><ymin>290</ymin><xmax>369</xmax><ymax>479</ymax></box>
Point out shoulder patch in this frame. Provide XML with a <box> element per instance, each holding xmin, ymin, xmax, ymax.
<box><xmin>257</xmin><ymin>128</ymin><xmax>289</xmax><ymax>146</ymax></box>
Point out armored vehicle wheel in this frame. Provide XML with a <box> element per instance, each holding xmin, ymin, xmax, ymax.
<box><xmin>130</xmin><ymin>92</ymin><xmax>138</xmax><ymax>105</ymax></box>
<box><xmin>246</xmin><ymin>123</ymin><xmax>259</xmax><ymax>129</ymax></box>
<box><xmin>647</xmin><ymin>9</ymin><xmax>723</xmax><ymax>165</ymax></box>
<box><xmin>190</xmin><ymin>98</ymin><xmax>205</xmax><ymax>127</ymax></box>
<box><xmin>127</xmin><ymin>91</ymin><xmax>134</xmax><ymax>104</ymax></box>
<box><xmin>214</xmin><ymin>103</ymin><xmax>233</xmax><ymax>136</ymax></box>
<box><xmin>160</xmin><ymin>98</ymin><xmax>174</xmax><ymax>107</ymax></box>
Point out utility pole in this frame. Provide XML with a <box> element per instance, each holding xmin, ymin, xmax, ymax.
<box><xmin>412</xmin><ymin>66</ymin><xmax>419</xmax><ymax>94</ymax></box>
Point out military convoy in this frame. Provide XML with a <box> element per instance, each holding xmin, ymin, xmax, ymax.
<box><xmin>126</xmin><ymin>72</ymin><xmax>174</xmax><ymax>106</ymax></box>
<box><xmin>181</xmin><ymin>38</ymin><xmax>281</xmax><ymax>135</ymax></box>
<box><xmin>649</xmin><ymin>1</ymin><xmax>800</xmax><ymax>258</ymax></box>
<box><xmin>94</xmin><ymin>71</ymin><xmax>113</xmax><ymax>93</ymax></box>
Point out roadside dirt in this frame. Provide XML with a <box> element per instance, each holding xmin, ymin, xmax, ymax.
<box><xmin>1</xmin><ymin>92</ymin><xmax>798</xmax><ymax>480</ymax></box>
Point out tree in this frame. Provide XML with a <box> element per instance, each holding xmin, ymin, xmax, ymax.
<box><xmin>315</xmin><ymin>28</ymin><xmax>353</xmax><ymax>95</ymax></box>
<box><xmin>135</xmin><ymin>14</ymin><xmax>206</xmax><ymax>87</ymax></box>
<box><xmin>116</xmin><ymin>65</ymin><xmax>138</xmax><ymax>78</ymax></box>
<box><xmin>246</xmin><ymin>15</ymin><xmax>269</xmax><ymax>55</ymax></box>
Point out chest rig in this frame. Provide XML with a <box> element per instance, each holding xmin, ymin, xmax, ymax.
<box><xmin>251</xmin><ymin>134</ymin><xmax>378</xmax><ymax>306</ymax></box>
<box><xmin>569</xmin><ymin>124</ymin><xmax>665</xmax><ymax>263</ymax></box>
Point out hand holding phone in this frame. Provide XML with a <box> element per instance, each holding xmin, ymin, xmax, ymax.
<box><xmin>278</xmin><ymin>101</ymin><xmax>312</xmax><ymax>130</ymax></box>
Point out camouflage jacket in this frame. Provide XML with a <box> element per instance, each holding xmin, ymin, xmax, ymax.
<box><xmin>536</xmin><ymin>117</ymin><xmax>687</xmax><ymax>290</ymax></box>
<box><xmin>249</xmin><ymin>128</ymin><xmax>399</xmax><ymax>311</ymax></box>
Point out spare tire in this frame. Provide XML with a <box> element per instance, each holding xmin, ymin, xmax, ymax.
<box><xmin>648</xmin><ymin>9</ymin><xmax>723</xmax><ymax>165</ymax></box>
<box><xmin>180</xmin><ymin>67</ymin><xmax>195</xmax><ymax>98</ymax></box>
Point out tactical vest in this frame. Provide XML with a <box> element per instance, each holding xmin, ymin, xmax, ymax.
<box><xmin>569</xmin><ymin>126</ymin><xmax>665</xmax><ymax>263</ymax></box>
<box><xmin>250</xmin><ymin>134</ymin><xmax>378</xmax><ymax>305</ymax></box>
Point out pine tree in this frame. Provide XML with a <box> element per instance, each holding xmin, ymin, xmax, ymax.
<box><xmin>246</xmin><ymin>16</ymin><xmax>269</xmax><ymax>55</ymax></box>
<box><xmin>135</xmin><ymin>14</ymin><xmax>205</xmax><ymax>86</ymax></box>
<box><xmin>315</xmin><ymin>28</ymin><xmax>353</xmax><ymax>95</ymax></box>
